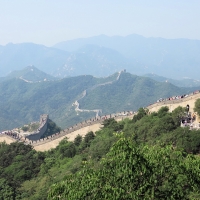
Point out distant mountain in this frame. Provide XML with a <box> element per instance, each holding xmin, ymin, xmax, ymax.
<box><xmin>0</xmin><ymin>43</ymin><xmax>70</xmax><ymax>77</ymax></box>
<box><xmin>0</xmin><ymin>66</ymin><xmax>58</xmax><ymax>82</ymax></box>
<box><xmin>0</xmin><ymin>71</ymin><xmax>195</xmax><ymax>131</ymax></box>
<box><xmin>1</xmin><ymin>35</ymin><xmax>200</xmax><ymax>79</ymax></box>
<box><xmin>56</xmin><ymin>44</ymin><xmax>140</xmax><ymax>77</ymax></box>
<box><xmin>0</xmin><ymin>42</ymin><xmax>140</xmax><ymax>78</ymax></box>
<box><xmin>54</xmin><ymin>34</ymin><xmax>200</xmax><ymax>79</ymax></box>
<box><xmin>144</xmin><ymin>73</ymin><xmax>200</xmax><ymax>88</ymax></box>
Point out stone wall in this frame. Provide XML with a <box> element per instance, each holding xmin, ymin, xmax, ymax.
<box><xmin>25</xmin><ymin>111</ymin><xmax>134</xmax><ymax>147</ymax></box>
<box><xmin>147</xmin><ymin>92</ymin><xmax>200</xmax><ymax>122</ymax></box>
<box><xmin>25</xmin><ymin>115</ymin><xmax>48</xmax><ymax>141</ymax></box>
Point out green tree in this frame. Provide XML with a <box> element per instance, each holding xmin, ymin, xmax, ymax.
<box><xmin>48</xmin><ymin>136</ymin><xmax>200</xmax><ymax>199</ymax></box>
<box><xmin>74</xmin><ymin>134</ymin><xmax>82</xmax><ymax>146</ymax></box>
<box><xmin>171</xmin><ymin>106</ymin><xmax>186</xmax><ymax>126</ymax></box>
<box><xmin>0</xmin><ymin>142</ymin><xmax>45</xmax><ymax>198</ymax></box>
<box><xmin>0</xmin><ymin>178</ymin><xmax>16</xmax><ymax>200</ymax></box>
<box><xmin>157</xmin><ymin>106</ymin><xmax>169</xmax><ymax>118</ymax></box>
<box><xmin>194</xmin><ymin>99</ymin><xmax>200</xmax><ymax>116</ymax></box>
<box><xmin>58</xmin><ymin>140</ymin><xmax>77</xmax><ymax>159</ymax></box>
<box><xmin>83</xmin><ymin>131</ymin><xmax>95</xmax><ymax>148</ymax></box>
<box><xmin>102</xmin><ymin>118</ymin><xmax>123</xmax><ymax>131</ymax></box>
<box><xmin>132</xmin><ymin>107</ymin><xmax>147</xmax><ymax>122</ymax></box>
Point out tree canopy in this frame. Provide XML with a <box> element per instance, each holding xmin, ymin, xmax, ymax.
<box><xmin>48</xmin><ymin>136</ymin><xmax>200</xmax><ymax>199</ymax></box>
<box><xmin>194</xmin><ymin>99</ymin><xmax>200</xmax><ymax>117</ymax></box>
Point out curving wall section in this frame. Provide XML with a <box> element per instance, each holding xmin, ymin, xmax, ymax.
<box><xmin>27</xmin><ymin>113</ymin><xmax>134</xmax><ymax>151</ymax></box>
<box><xmin>25</xmin><ymin>114</ymin><xmax>48</xmax><ymax>141</ymax></box>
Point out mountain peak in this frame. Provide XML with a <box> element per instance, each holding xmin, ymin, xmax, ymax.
<box><xmin>3</xmin><ymin>66</ymin><xmax>57</xmax><ymax>82</ymax></box>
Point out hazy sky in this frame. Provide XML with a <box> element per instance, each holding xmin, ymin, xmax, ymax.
<box><xmin>0</xmin><ymin>0</ymin><xmax>200</xmax><ymax>46</ymax></box>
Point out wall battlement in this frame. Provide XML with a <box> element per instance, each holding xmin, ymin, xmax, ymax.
<box><xmin>33</xmin><ymin>114</ymin><xmax>132</xmax><ymax>144</ymax></box>
<box><xmin>25</xmin><ymin>114</ymin><xmax>48</xmax><ymax>141</ymax></box>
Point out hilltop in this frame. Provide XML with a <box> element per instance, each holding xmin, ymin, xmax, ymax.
<box><xmin>0</xmin><ymin>65</ymin><xmax>57</xmax><ymax>82</ymax></box>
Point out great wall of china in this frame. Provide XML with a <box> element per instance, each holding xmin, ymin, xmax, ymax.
<box><xmin>72</xmin><ymin>70</ymin><xmax>123</xmax><ymax>117</ymax></box>
<box><xmin>1</xmin><ymin>90</ymin><xmax>200</xmax><ymax>152</ymax></box>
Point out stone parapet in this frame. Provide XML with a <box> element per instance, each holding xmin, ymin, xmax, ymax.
<box><xmin>147</xmin><ymin>92</ymin><xmax>200</xmax><ymax>115</ymax></box>
<box><xmin>25</xmin><ymin>115</ymin><xmax>48</xmax><ymax>141</ymax></box>
<box><xmin>28</xmin><ymin>111</ymin><xmax>135</xmax><ymax>147</ymax></box>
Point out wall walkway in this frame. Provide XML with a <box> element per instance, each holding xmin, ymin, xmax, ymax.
<box><xmin>147</xmin><ymin>92</ymin><xmax>200</xmax><ymax>117</ymax></box>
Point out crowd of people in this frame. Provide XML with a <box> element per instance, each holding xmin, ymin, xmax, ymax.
<box><xmin>0</xmin><ymin>130</ymin><xmax>20</xmax><ymax>139</ymax></box>
<box><xmin>156</xmin><ymin>90</ymin><xmax>200</xmax><ymax>103</ymax></box>
<box><xmin>0</xmin><ymin>115</ymin><xmax>49</xmax><ymax>142</ymax></box>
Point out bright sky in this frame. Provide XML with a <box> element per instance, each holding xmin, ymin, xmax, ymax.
<box><xmin>0</xmin><ymin>0</ymin><xmax>200</xmax><ymax>46</ymax></box>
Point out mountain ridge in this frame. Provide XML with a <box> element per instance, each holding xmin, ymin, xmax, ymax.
<box><xmin>0</xmin><ymin>42</ymin><xmax>70</xmax><ymax>77</ymax></box>
<box><xmin>1</xmin><ymin>34</ymin><xmax>200</xmax><ymax>79</ymax></box>
<box><xmin>53</xmin><ymin>34</ymin><xmax>200</xmax><ymax>79</ymax></box>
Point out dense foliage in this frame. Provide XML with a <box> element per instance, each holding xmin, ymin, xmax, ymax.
<box><xmin>48</xmin><ymin>139</ymin><xmax>200</xmax><ymax>199</ymax></box>
<box><xmin>0</xmin><ymin>142</ymin><xmax>45</xmax><ymax>199</ymax></box>
<box><xmin>194</xmin><ymin>98</ymin><xmax>200</xmax><ymax>116</ymax></box>
<box><xmin>1</xmin><ymin>106</ymin><xmax>200</xmax><ymax>199</ymax></box>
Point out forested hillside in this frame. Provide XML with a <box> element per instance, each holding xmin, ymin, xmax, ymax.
<box><xmin>1</xmin><ymin>106</ymin><xmax>200</xmax><ymax>199</ymax></box>
<box><xmin>79</xmin><ymin>72</ymin><xmax>192</xmax><ymax>113</ymax></box>
<box><xmin>0</xmin><ymin>72</ymin><xmax>195</xmax><ymax>131</ymax></box>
